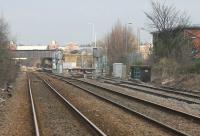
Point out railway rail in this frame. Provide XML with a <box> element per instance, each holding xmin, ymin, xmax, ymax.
<box><xmin>28</xmin><ymin>73</ymin><xmax>106</xmax><ymax>136</ymax></box>
<box><xmin>102</xmin><ymin>76</ymin><xmax>200</xmax><ymax>96</ymax></box>
<box><xmin>161</xmin><ymin>85</ymin><xmax>200</xmax><ymax>95</ymax></box>
<box><xmin>44</xmin><ymin>73</ymin><xmax>200</xmax><ymax>136</ymax></box>
<box><xmin>27</xmin><ymin>74</ymin><xmax>40</xmax><ymax>136</ymax></box>
<box><xmin>97</xmin><ymin>77</ymin><xmax>200</xmax><ymax>105</ymax></box>
<box><xmin>121</xmin><ymin>80</ymin><xmax>200</xmax><ymax>98</ymax></box>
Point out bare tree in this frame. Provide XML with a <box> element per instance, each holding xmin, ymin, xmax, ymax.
<box><xmin>144</xmin><ymin>1</ymin><xmax>195</xmax><ymax>80</ymax></box>
<box><xmin>100</xmin><ymin>21</ymin><xmax>137</xmax><ymax>74</ymax></box>
<box><xmin>145</xmin><ymin>1</ymin><xmax>191</xmax><ymax>62</ymax></box>
<box><xmin>145</xmin><ymin>1</ymin><xmax>190</xmax><ymax>32</ymax></box>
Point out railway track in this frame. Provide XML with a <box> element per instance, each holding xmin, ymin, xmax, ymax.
<box><xmin>161</xmin><ymin>85</ymin><xmax>200</xmax><ymax>95</ymax></box>
<box><xmin>27</xmin><ymin>74</ymin><xmax>40</xmax><ymax>136</ymax></box>
<box><xmin>45</xmin><ymin>73</ymin><xmax>200</xmax><ymax>136</ymax></box>
<box><xmin>121</xmin><ymin>80</ymin><xmax>200</xmax><ymax>98</ymax></box>
<box><xmin>97</xmin><ymin>77</ymin><xmax>200</xmax><ymax>105</ymax></box>
<box><xmin>28</xmin><ymin>73</ymin><xmax>106</xmax><ymax>136</ymax></box>
<box><xmin>103</xmin><ymin>76</ymin><xmax>200</xmax><ymax>95</ymax></box>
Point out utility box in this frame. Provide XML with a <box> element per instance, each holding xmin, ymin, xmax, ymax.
<box><xmin>113</xmin><ymin>63</ymin><xmax>126</xmax><ymax>79</ymax></box>
<box><xmin>130</xmin><ymin>65</ymin><xmax>151</xmax><ymax>82</ymax></box>
<box><xmin>57</xmin><ymin>62</ymin><xmax>63</xmax><ymax>74</ymax></box>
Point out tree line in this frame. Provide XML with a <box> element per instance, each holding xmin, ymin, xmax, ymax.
<box><xmin>98</xmin><ymin>21</ymin><xmax>139</xmax><ymax>74</ymax></box>
<box><xmin>0</xmin><ymin>17</ymin><xmax>18</xmax><ymax>88</ymax></box>
<box><xmin>98</xmin><ymin>1</ymin><xmax>200</xmax><ymax>78</ymax></box>
<box><xmin>145</xmin><ymin>1</ymin><xmax>200</xmax><ymax>79</ymax></box>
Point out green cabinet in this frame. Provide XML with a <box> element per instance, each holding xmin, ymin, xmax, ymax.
<box><xmin>130</xmin><ymin>65</ymin><xmax>151</xmax><ymax>82</ymax></box>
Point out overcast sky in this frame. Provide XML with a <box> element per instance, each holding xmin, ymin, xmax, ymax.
<box><xmin>1</xmin><ymin>0</ymin><xmax>200</xmax><ymax>45</ymax></box>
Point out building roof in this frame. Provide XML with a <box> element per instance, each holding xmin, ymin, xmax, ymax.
<box><xmin>151</xmin><ymin>26</ymin><xmax>200</xmax><ymax>34</ymax></box>
<box><xmin>184</xmin><ymin>26</ymin><xmax>200</xmax><ymax>30</ymax></box>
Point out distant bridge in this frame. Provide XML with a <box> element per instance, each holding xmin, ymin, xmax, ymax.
<box><xmin>11</xmin><ymin>50</ymin><xmax>61</xmax><ymax>59</ymax></box>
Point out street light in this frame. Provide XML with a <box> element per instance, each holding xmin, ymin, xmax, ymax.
<box><xmin>125</xmin><ymin>22</ymin><xmax>133</xmax><ymax>55</ymax></box>
<box><xmin>88</xmin><ymin>22</ymin><xmax>97</xmax><ymax>71</ymax></box>
<box><xmin>88</xmin><ymin>22</ymin><xmax>95</xmax><ymax>47</ymax></box>
<box><xmin>126</xmin><ymin>23</ymin><xmax>143</xmax><ymax>64</ymax></box>
<box><xmin>94</xmin><ymin>32</ymin><xmax>97</xmax><ymax>47</ymax></box>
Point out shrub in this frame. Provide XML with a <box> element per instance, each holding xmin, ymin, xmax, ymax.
<box><xmin>187</xmin><ymin>61</ymin><xmax>200</xmax><ymax>73</ymax></box>
<box><xmin>152</xmin><ymin>58</ymin><xmax>180</xmax><ymax>79</ymax></box>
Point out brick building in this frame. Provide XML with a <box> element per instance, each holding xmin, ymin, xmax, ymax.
<box><xmin>184</xmin><ymin>26</ymin><xmax>200</xmax><ymax>59</ymax></box>
<box><xmin>152</xmin><ymin>26</ymin><xmax>200</xmax><ymax>59</ymax></box>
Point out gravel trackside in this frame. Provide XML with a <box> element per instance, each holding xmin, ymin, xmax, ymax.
<box><xmin>0</xmin><ymin>72</ymin><xmax>34</xmax><ymax>136</ymax></box>
<box><xmin>40</xmin><ymin>73</ymin><xmax>175</xmax><ymax>136</ymax></box>
<box><xmin>30</xmin><ymin>74</ymin><xmax>95</xmax><ymax>136</ymax></box>
<box><xmin>73</xmin><ymin>80</ymin><xmax>200</xmax><ymax>136</ymax></box>
<box><xmin>82</xmin><ymin>78</ymin><xmax>200</xmax><ymax>117</ymax></box>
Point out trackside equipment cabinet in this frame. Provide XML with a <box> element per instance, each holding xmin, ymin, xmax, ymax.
<box><xmin>130</xmin><ymin>65</ymin><xmax>151</xmax><ymax>82</ymax></box>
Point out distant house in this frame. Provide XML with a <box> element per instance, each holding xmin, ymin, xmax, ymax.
<box><xmin>47</xmin><ymin>41</ymin><xmax>59</xmax><ymax>50</ymax></box>
<box><xmin>63</xmin><ymin>42</ymin><xmax>80</xmax><ymax>54</ymax></box>
<box><xmin>9</xmin><ymin>41</ymin><xmax>17</xmax><ymax>50</ymax></box>
<box><xmin>139</xmin><ymin>43</ymin><xmax>152</xmax><ymax>61</ymax></box>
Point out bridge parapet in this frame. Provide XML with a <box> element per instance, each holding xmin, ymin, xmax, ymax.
<box><xmin>11</xmin><ymin>50</ymin><xmax>61</xmax><ymax>58</ymax></box>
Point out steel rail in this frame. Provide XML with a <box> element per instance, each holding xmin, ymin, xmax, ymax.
<box><xmin>48</xmin><ymin>73</ymin><xmax>200</xmax><ymax>121</ymax></box>
<box><xmin>27</xmin><ymin>74</ymin><xmax>40</xmax><ymax>136</ymax></box>
<box><xmin>104</xmin><ymin>80</ymin><xmax>200</xmax><ymax>104</ymax></box>
<box><xmin>69</xmin><ymin>79</ymin><xmax>200</xmax><ymax>120</ymax></box>
<box><xmin>101</xmin><ymin>76</ymin><xmax>200</xmax><ymax>98</ymax></box>
<box><xmin>47</xmin><ymin>74</ymin><xmax>191</xmax><ymax>136</ymax></box>
<box><xmin>120</xmin><ymin>80</ymin><xmax>200</xmax><ymax>99</ymax></box>
<box><xmin>161</xmin><ymin>85</ymin><xmax>200</xmax><ymax>94</ymax></box>
<box><xmin>35</xmin><ymin>75</ymin><xmax>106</xmax><ymax>136</ymax></box>
<box><xmin>52</xmin><ymin>73</ymin><xmax>200</xmax><ymax>100</ymax></box>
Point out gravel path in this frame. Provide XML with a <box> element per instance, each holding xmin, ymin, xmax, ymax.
<box><xmin>72</xmin><ymin>80</ymin><xmax>200</xmax><ymax>136</ymax></box>
<box><xmin>30</xmin><ymin>74</ymin><xmax>95</xmax><ymax>136</ymax></box>
<box><xmin>0</xmin><ymin>72</ymin><xmax>34</xmax><ymax>136</ymax></box>
<box><xmin>41</xmin><ymin>73</ymin><xmax>175</xmax><ymax>136</ymax></box>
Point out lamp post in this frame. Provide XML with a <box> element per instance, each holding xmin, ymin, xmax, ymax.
<box><xmin>127</xmin><ymin>24</ymin><xmax>144</xmax><ymax>64</ymax></box>
<box><xmin>88</xmin><ymin>22</ymin><xmax>95</xmax><ymax>46</ymax></box>
<box><xmin>125</xmin><ymin>22</ymin><xmax>133</xmax><ymax>66</ymax></box>
<box><xmin>125</xmin><ymin>23</ymin><xmax>132</xmax><ymax>55</ymax></box>
<box><xmin>88</xmin><ymin>22</ymin><xmax>97</xmax><ymax>72</ymax></box>
<box><xmin>94</xmin><ymin>32</ymin><xmax>97</xmax><ymax>48</ymax></box>
<box><xmin>137</xmin><ymin>27</ymin><xmax>141</xmax><ymax>50</ymax></box>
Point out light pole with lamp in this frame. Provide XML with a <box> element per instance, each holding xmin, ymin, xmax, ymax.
<box><xmin>88</xmin><ymin>22</ymin><xmax>98</xmax><ymax>76</ymax></box>
<box><xmin>125</xmin><ymin>23</ymin><xmax>133</xmax><ymax>56</ymax></box>
<box><xmin>88</xmin><ymin>22</ymin><xmax>95</xmax><ymax>47</ymax></box>
<box><xmin>125</xmin><ymin>22</ymin><xmax>133</xmax><ymax>79</ymax></box>
<box><xmin>125</xmin><ymin>22</ymin><xmax>142</xmax><ymax>64</ymax></box>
